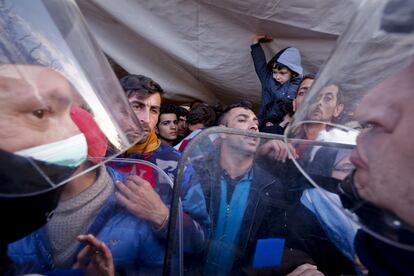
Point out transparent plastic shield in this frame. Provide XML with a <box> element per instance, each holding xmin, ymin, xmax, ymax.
<box><xmin>286</xmin><ymin>122</ymin><xmax>357</xmax><ymax>181</ymax></box>
<box><xmin>286</xmin><ymin>0</ymin><xmax>414</xmax><ymax>250</ymax></box>
<box><xmin>9</xmin><ymin>158</ymin><xmax>181</xmax><ymax>275</ymax></box>
<box><xmin>0</xmin><ymin>0</ymin><xmax>142</xmax><ymax>197</ymax></box>
<box><xmin>104</xmin><ymin>158</ymin><xmax>182</xmax><ymax>275</ymax></box>
<box><xmin>170</xmin><ymin>127</ymin><xmax>357</xmax><ymax>275</ymax></box>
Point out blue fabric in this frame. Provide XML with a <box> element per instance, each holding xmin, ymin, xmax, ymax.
<box><xmin>180</xmin><ymin>165</ymin><xmax>212</xmax><ymax>229</ymax></box>
<box><xmin>7</xmin><ymin>171</ymin><xmax>165</xmax><ymax>274</ymax></box>
<box><xmin>108</xmin><ymin>149</ymin><xmax>210</xmax><ymax>255</ymax></box>
<box><xmin>275</xmin><ymin>47</ymin><xmax>303</xmax><ymax>76</ymax></box>
<box><xmin>206</xmin><ymin>170</ymin><xmax>252</xmax><ymax>275</ymax></box>
<box><xmin>300</xmin><ymin>188</ymin><xmax>358</xmax><ymax>261</ymax></box>
<box><xmin>250</xmin><ymin>43</ymin><xmax>302</xmax><ymax>122</ymax></box>
<box><xmin>45</xmin><ymin>269</ymin><xmax>83</xmax><ymax>276</ymax></box>
<box><xmin>252</xmin><ymin>238</ymin><xmax>285</xmax><ymax>268</ymax></box>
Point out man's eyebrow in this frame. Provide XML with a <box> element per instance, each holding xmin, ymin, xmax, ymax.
<box><xmin>235</xmin><ymin>113</ymin><xmax>257</xmax><ymax>121</ymax></box>
<box><xmin>0</xmin><ymin>76</ymin><xmax>28</xmax><ymax>90</ymax></box>
<box><xmin>48</xmin><ymin>90</ymin><xmax>72</xmax><ymax>107</ymax></box>
<box><xmin>128</xmin><ymin>99</ymin><xmax>144</xmax><ymax>104</ymax></box>
<box><xmin>128</xmin><ymin>99</ymin><xmax>160</xmax><ymax>109</ymax></box>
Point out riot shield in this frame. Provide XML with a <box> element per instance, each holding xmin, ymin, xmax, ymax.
<box><xmin>167</xmin><ymin>127</ymin><xmax>357</xmax><ymax>275</ymax></box>
<box><xmin>105</xmin><ymin>158</ymin><xmax>183</xmax><ymax>275</ymax></box>
<box><xmin>7</xmin><ymin>158</ymin><xmax>181</xmax><ymax>275</ymax></box>
<box><xmin>0</xmin><ymin>0</ymin><xmax>143</xmax><ymax>254</ymax></box>
<box><xmin>286</xmin><ymin>0</ymin><xmax>414</xmax><ymax>252</ymax></box>
<box><xmin>0</xmin><ymin>0</ymin><xmax>142</xmax><ymax>197</ymax></box>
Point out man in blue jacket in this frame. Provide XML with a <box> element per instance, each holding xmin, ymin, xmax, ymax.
<box><xmin>114</xmin><ymin>74</ymin><xmax>209</xmax><ymax>249</ymax></box>
<box><xmin>8</xmin><ymin>105</ymin><xmax>166</xmax><ymax>274</ymax></box>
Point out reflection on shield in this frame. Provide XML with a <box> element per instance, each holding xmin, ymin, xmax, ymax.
<box><xmin>166</xmin><ymin>127</ymin><xmax>357</xmax><ymax>275</ymax></box>
<box><xmin>286</xmin><ymin>0</ymin><xmax>414</xmax><ymax>252</ymax></box>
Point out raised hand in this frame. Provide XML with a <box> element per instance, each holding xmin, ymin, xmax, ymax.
<box><xmin>253</xmin><ymin>34</ymin><xmax>273</xmax><ymax>44</ymax></box>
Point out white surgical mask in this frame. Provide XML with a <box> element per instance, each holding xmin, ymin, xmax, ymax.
<box><xmin>15</xmin><ymin>133</ymin><xmax>87</xmax><ymax>167</ymax></box>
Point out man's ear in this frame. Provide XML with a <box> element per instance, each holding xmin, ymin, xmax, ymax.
<box><xmin>219</xmin><ymin>124</ymin><xmax>227</xmax><ymax>139</ymax></box>
<box><xmin>333</xmin><ymin>103</ymin><xmax>344</xmax><ymax>118</ymax></box>
<box><xmin>155</xmin><ymin>125</ymin><xmax>159</xmax><ymax>135</ymax></box>
<box><xmin>292</xmin><ymin>99</ymin><xmax>297</xmax><ymax>112</ymax></box>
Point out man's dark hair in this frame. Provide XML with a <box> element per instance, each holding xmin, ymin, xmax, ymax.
<box><xmin>299</xmin><ymin>73</ymin><xmax>316</xmax><ymax>87</ymax></box>
<box><xmin>160</xmin><ymin>104</ymin><xmax>177</xmax><ymax>115</ymax></box>
<box><xmin>119</xmin><ymin>74</ymin><xmax>164</xmax><ymax>98</ymax></box>
<box><xmin>211</xmin><ymin>102</ymin><xmax>224</xmax><ymax>125</ymax></box>
<box><xmin>176</xmin><ymin>106</ymin><xmax>189</xmax><ymax>118</ymax></box>
<box><xmin>218</xmin><ymin>100</ymin><xmax>254</xmax><ymax>125</ymax></box>
<box><xmin>187</xmin><ymin>104</ymin><xmax>216</xmax><ymax>127</ymax></box>
<box><xmin>189</xmin><ymin>100</ymin><xmax>203</xmax><ymax>110</ymax></box>
<box><xmin>324</xmin><ymin>83</ymin><xmax>343</xmax><ymax>105</ymax></box>
<box><xmin>157</xmin><ymin>104</ymin><xmax>178</xmax><ymax>127</ymax></box>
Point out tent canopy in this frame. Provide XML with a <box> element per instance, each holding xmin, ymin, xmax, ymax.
<box><xmin>78</xmin><ymin>0</ymin><xmax>359</xmax><ymax>105</ymax></box>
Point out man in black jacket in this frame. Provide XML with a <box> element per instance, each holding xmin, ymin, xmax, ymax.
<box><xmin>183</xmin><ymin>101</ymin><xmax>354</xmax><ymax>275</ymax></box>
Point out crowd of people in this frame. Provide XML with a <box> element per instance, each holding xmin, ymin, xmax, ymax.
<box><xmin>1</xmin><ymin>0</ymin><xmax>414</xmax><ymax>275</ymax></box>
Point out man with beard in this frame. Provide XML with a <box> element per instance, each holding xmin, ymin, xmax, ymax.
<box><xmin>302</xmin><ymin>84</ymin><xmax>344</xmax><ymax>140</ymax></box>
<box><xmin>114</xmin><ymin>74</ymin><xmax>208</xmax><ymax>256</ymax></box>
<box><xmin>292</xmin><ymin>83</ymin><xmax>359</xmax><ymax>264</ymax></box>
<box><xmin>253</xmin><ymin>80</ymin><xmax>356</xmax><ymax>274</ymax></box>
<box><xmin>293</xmin><ymin>74</ymin><xmax>315</xmax><ymax>112</ymax></box>
<box><xmin>185</xmin><ymin>101</ymin><xmax>273</xmax><ymax>274</ymax></box>
<box><xmin>182</xmin><ymin>101</ymin><xmax>352</xmax><ymax>275</ymax></box>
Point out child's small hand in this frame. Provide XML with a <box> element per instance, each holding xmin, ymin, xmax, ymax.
<box><xmin>253</xmin><ymin>34</ymin><xmax>273</xmax><ymax>44</ymax></box>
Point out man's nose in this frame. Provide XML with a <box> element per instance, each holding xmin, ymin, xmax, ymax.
<box><xmin>316</xmin><ymin>97</ymin><xmax>323</xmax><ymax>106</ymax></box>
<box><xmin>138</xmin><ymin>108</ymin><xmax>150</xmax><ymax>124</ymax></box>
<box><xmin>250</xmin><ymin>122</ymin><xmax>259</xmax><ymax>131</ymax></box>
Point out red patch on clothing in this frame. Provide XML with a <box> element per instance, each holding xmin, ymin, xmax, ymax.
<box><xmin>117</xmin><ymin>163</ymin><xmax>157</xmax><ymax>188</ymax></box>
<box><xmin>179</xmin><ymin>139</ymin><xmax>191</xmax><ymax>152</ymax></box>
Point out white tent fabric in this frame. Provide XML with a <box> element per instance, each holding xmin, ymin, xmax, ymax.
<box><xmin>77</xmin><ymin>0</ymin><xmax>360</xmax><ymax>105</ymax></box>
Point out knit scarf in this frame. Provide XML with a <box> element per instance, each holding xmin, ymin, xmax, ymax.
<box><xmin>47</xmin><ymin>166</ymin><xmax>113</xmax><ymax>268</ymax></box>
<box><xmin>126</xmin><ymin>130</ymin><xmax>161</xmax><ymax>155</ymax></box>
